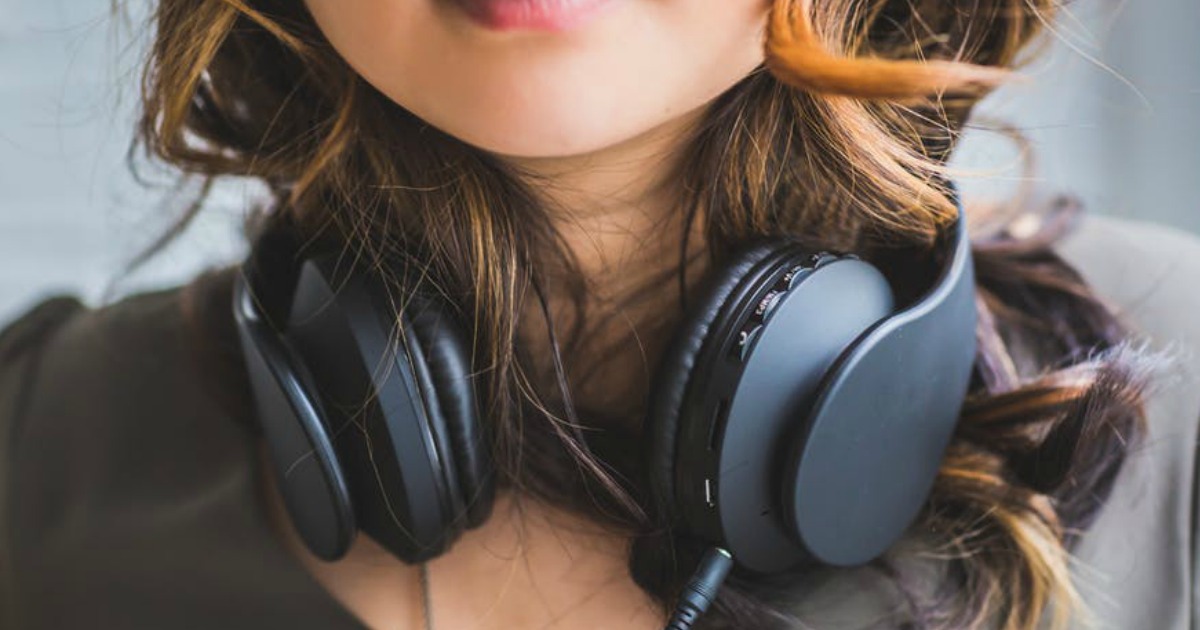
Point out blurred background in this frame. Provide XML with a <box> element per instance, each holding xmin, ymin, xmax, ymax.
<box><xmin>2</xmin><ymin>0</ymin><xmax>1198</xmax><ymax>323</ymax></box>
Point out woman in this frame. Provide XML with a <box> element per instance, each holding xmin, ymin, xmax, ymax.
<box><xmin>2</xmin><ymin>0</ymin><xmax>1198</xmax><ymax>628</ymax></box>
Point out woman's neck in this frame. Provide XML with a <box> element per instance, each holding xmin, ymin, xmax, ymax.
<box><xmin>505</xmin><ymin>107</ymin><xmax>711</xmax><ymax>426</ymax></box>
<box><xmin>503</xmin><ymin>105</ymin><xmax>707</xmax><ymax>299</ymax></box>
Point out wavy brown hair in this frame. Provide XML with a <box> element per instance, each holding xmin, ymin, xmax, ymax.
<box><xmin>132</xmin><ymin>0</ymin><xmax>1157</xmax><ymax>628</ymax></box>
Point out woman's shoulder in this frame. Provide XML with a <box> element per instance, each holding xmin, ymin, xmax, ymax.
<box><xmin>0</xmin><ymin>294</ymin><xmax>87</xmax><ymax>454</ymax></box>
<box><xmin>0</xmin><ymin>272</ymin><xmax>361</xmax><ymax>628</ymax></box>
<box><xmin>1055</xmin><ymin>213</ymin><xmax>1200</xmax><ymax>344</ymax></box>
<box><xmin>1050</xmin><ymin>213</ymin><xmax>1200</xmax><ymax>629</ymax></box>
<box><xmin>0</xmin><ymin>288</ymin><xmax>202</xmax><ymax>518</ymax></box>
<box><xmin>0</xmin><ymin>267</ymin><xmax>262</xmax><ymax>442</ymax></box>
<box><xmin>0</xmin><ymin>283</ymin><xmax>232</xmax><ymax>452</ymax></box>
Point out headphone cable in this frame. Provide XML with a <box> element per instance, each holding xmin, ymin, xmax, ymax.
<box><xmin>664</xmin><ymin>547</ymin><xmax>734</xmax><ymax>630</ymax></box>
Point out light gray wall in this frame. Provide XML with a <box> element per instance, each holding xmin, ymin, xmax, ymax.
<box><xmin>0</xmin><ymin>0</ymin><xmax>254</xmax><ymax>325</ymax></box>
<box><xmin>2</xmin><ymin>0</ymin><xmax>1198</xmax><ymax>324</ymax></box>
<box><xmin>952</xmin><ymin>0</ymin><xmax>1200</xmax><ymax>234</ymax></box>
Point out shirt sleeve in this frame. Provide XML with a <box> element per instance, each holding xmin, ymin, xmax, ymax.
<box><xmin>1055</xmin><ymin>215</ymin><xmax>1200</xmax><ymax>630</ymax></box>
<box><xmin>0</xmin><ymin>296</ymin><xmax>87</xmax><ymax>627</ymax></box>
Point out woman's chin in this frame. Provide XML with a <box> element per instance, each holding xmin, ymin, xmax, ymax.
<box><xmin>409</xmin><ymin>103</ymin><xmax>657</xmax><ymax>160</ymax></box>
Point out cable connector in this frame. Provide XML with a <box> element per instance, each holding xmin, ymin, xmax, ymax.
<box><xmin>664</xmin><ymin>547</ymin><xmax>733</xmax><ymax>630</ymax></box>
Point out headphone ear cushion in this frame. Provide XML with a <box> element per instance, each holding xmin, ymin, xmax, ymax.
<box><xmin>645</xmin><ymin>241</ymin><xmax>794</xmax><ymax>520</ymax></box>
<box><xmin>403</xmin><ymin>292</ymin><xmax>495</xmax><ymax>528</ymax></box>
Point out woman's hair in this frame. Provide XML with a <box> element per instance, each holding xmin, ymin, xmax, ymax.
<box><xmin>136</xmin><ymin>0</ymin><xmax>1159</xmax><ymax>628</ymax></box>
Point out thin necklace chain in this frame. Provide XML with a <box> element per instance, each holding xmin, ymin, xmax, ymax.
<box><xmin>419</xmin><ymin>562</ymin><xmax>434</xmax><ymax>630</ymax></box>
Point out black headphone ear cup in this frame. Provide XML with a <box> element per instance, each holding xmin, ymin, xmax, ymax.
<box><xmin>233</xmin><ymin>275</ymin><xmax>357</xmax><ymax>561</ymax></box>
<box><xmin>645</xmin><ymin>242</ymin><xmax>792</xmax><ymax>521</ymax></box>
<box><xmin>278</xmin><ymin>256</ymin><xmax>481</xmax><ymax>563</ymax></box>
<box><xmin>402</xmin><ymin>293</ymin><xmax>494</xmax><ymax>528</ymax></box>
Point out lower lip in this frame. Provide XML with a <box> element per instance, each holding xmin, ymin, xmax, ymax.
<box><xmin>452</xmin><ymin>0</ymin><xmax>618</xmax><ymax>31</ymax></box>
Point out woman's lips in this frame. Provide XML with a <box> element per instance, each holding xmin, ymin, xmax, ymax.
<box><xmin>450</xmin><ymin>0</ymin><xmax>618</xmax><ymax>31</ymax></box>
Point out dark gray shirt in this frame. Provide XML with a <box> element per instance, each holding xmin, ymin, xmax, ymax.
<box><xmin>2</xmin><ymin>215</ymin><xmax>1199</xmax><ymax>629</ymax></box>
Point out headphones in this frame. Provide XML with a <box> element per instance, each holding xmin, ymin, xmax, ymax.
<box><xmin>232</xmin><ymin>188</ymin><xmax>977</xmax><ymax>575</ymax></box>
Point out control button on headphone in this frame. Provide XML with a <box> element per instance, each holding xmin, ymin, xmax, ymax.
<box><xmin>806</xmin><ymin>252</ymin><xmax>840</xmax><ymax>269</ymax></box>
<box><xmin>731</xmin><ymin>323</ymin><xmax>763</xmax><ymax>361</ymax></box>
<box><xmin>751</xmin><ymin>290</ymin><xmax>784</xmax><ymax>325</ymax></box>
<box><xmin>775</xmin><ymin>265</ymin><xmax>810</xmax><ymax>292</ymax></box>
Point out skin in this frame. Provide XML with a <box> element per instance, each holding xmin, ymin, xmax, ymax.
<box><xmin>277</xmin><ymin>0</ymin><xmax>772</xmax><ymax>627</ymax></box>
